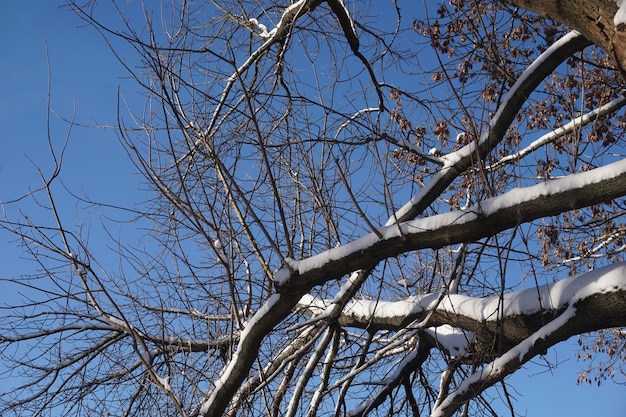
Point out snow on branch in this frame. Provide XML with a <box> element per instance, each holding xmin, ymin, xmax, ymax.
<box><xmin>427</xmin><ymin>262</ymin><xmax>626</xmax><ymax>417</ymax></box>
<box><xmin>279</xmin><ymin>157</ymin><xmax>626</xmax><ymax>291</ymax></box>
<box><xmin>195</xmin><ymin>294</ymin><xmax>296</xmax><ymax>417</ymax></box>
<box><xmin>194</xmin><ymin>31</ymin><xmax>608</xmax><ymax>416</ymax></box>
<box><xmin>300</xmin><ymin>263</ymin><xmax>626</xmax><ymax>417</ymax></box>
<box><xmin>299</xmin><ymin>262</ymin><xmax>626</xmax><ymax>354</ymax></box>
<box><xmin>200</xmin><ymin>156</ymin><xmax>626</xmax><ymax>416</ymax></box>
<box><xmin>302</xmin><ymin>262</ymin><xmax>626</xmax><ymax>332</ymax></box>
<box><xmin>205</xmin><ymin>0</ymin><xmax>321</xmax><ymax>137</ymax></box>
<box><xmin>386</xmin><ymin>31</ymin><xmax>591</xmax><ymax>226</ymax></box>
<box><xmin>300</xmin><ymin>262</ymin><xmax>626</xmax><ymax>417</ymax></box>
<box><xmin>429</xmin><ymin>305</ymin><xmax>578</xmax><ymax>417</ymax></box>
<box><xmin>489</xmin><ymin>95</ymin><xmax>626</xmax><ymax>169</ymax></box>
<box><xmin>423</xmin><ymin>325</ymin><xmax>475</xmax><ymax>359</ymax></box>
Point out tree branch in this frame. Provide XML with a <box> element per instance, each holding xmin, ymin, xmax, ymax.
<box><xmin>282</xmin><ymin>158</ymin><xmax>626</xmax><ymax>292</ymax></box>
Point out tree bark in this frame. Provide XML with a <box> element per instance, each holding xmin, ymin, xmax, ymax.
<box><xmin>330</xmin><ymin>287</ymin><xmax>626</xmax><ymax>358</ymax></box>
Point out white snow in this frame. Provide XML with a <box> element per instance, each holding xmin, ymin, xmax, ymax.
<box><xmin>275</xmin><ymin>0</ymin><xmax>308</xmax><ymax>32</ymax></box>
<box><xmin>273</xmin><ymin>263</ymin><xmax>292</xmax><ymax>285</ymax></box>
<box><xmin>615</xmin><ymin>0</ymin><xmax>626</xmax><ymax>25</ymax></box>
<box><xmin>248</xmin><ymin>17</ymin><xmax>271</xmax><ymax>39</ymax></box>
<box><xmin>397</xmin><ymin>278</ymin><xmax>410</xmax><ymax>288</ymax></box>
<box><xmin>430</xmin><ymin>305</ymin><xmax>577</xmax><ymax>417</ymax></box>
<box><xmin>278</xmin><ymin>157</ymin><xmax>626</xmax><ymax>286</ymax></box>
<box><xmin>281</xmin><ymin>232</ymin><xmax>382</xmax><ymax>280</ymax></box>
<box><xmin>329</xmin><ymin>261</ymin><xmax>626</xmax><ymax>325</ymax></box>
<box><xmin>424</xmin><ymin>325</ymin><xmax>475</xmax><ymax>358</ymax></box>
<box><xmin>387</xmin><ymin>31</ymin><xmax>584</xmax><ymax>226</ymax></box>
<box><xmin>213</xmin><ymin>238</ymin><xmax>228</xmax><ymax>264</ymax></box>
<box><xmin>336</xmin><ymin>107</ymin><xmax>381</xmax><ymax>138</ymax></box>
<box><xmin>157</xmin><ymin>375</ymin><xmax>171</xmax><ymax>392</ymax></box>
<box><xmin>317</xmin><ymin>262</ymin><xmax>626</xmax><ymax>417</ymax></box>
<box><xmin>490</xmin><ymin>96</ymin><xmax>626</xmax><ymax>169</ymax></box>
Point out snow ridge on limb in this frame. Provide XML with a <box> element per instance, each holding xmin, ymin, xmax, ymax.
<box><xmin>194</xmin><ymin>295</ymin><xmax>296</xmax><ymax>417</ymax></box>
<box><xmin>196</xmin><ymin>29</ymin><xmax>599</xmax><ymax>417</ymax></box>
<box><xmin>308</xmin><ymin>262</ymin><xmax>626</xmax><ymax>336</ymax></box>
<box><xmin>429</xmin><ymin>306</ymin><xmax>577</xmax><ymax>417</ymax></box>
<box><xmin>281</xmin><ymin>157</ymin><xmax>626</xmax><ymax>291</ymax></box>
<box><xmin>489</xmin><ymin>95</ymin><xmax>626</xmax><ymax>169</ymax></box>
<box><xmin>196</xmin><ymin>271</ymin><xmax>373</xmax><ymax>417</ymax></box>
<box><xmin>428</xmin><ymin>265</ymin><xmax>626</xmax><ymax>417</ymax></box>
<box><xmin>386</xmin><ymin>31</ymin><xmax>591</xmax><ymax>226</ymax></box>
<box><xmin>300</xmin><ymin>263</ymin><xmax>626</xmax><ymax>417</ymax></box>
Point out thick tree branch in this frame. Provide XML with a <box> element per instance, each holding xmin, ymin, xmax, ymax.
<box><xmin>387</xmin><ymin>31</ymin><xmax>591</xmax><ymax>224</ymax></box>
<box><xmin>10</xmin><ymin>3</ymin><xmax>626</xmax><ymax>417</ymax></box>
<box><xmin>198</xmin><ymin>156</ymin><xmax>626</xmax><ymax>417</ymax></box>
<box><xmin>429</xmin><ymin>287</ymin><xmax>626</xmax><ymax>417</ymax></box>
<box><xmin>301</xmin><ymin>263</ymin><xmax>626</xmax><ymax>356</ymax></box>
<box><xmin>281</xmin><ymin>158</ymin><xmax>626</xmax><ymax>292</ymax></box>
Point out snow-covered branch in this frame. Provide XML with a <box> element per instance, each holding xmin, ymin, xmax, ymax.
<box><xmin>303</xmin><ymin>263</ymin><xmax>626</xmax><ymax>417</ymax></box>
<box><xmin>199</xmin><ymin>157</ymin><xmax>626</xmax><ymax>416</ymax></box>
<box><xmin>280</xmin><ymin>157</ymin><xmax>626</xmax><ymax>291</ymax></box>
<box><xmin>430</xmin><ymin>305</ymin><xmax>578</xmax><ymax>417</ymax></box>
<box><xmin>10</xmin><ymin>2</ymin><xmax>626</xmax><ymax>417</ymax></box>
<box><xmin>489</xmin><ymin>95</ymin><xmax>626</xmax><ymax>170</ymax></box>
<box><xmin>301</xmin><ymin>262</ymin><xmax>626</xmax><ymax>351</ymax></box>
<box><xmin>387</xmin><ymin>31</ymin><xmax>591</xmax><ymax>225</ymax></box>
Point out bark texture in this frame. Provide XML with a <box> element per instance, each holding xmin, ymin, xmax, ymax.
<box><xmin>334</xmin><ymin>289</ymin><xmax>626</xmax><ymax>358</ymax></box>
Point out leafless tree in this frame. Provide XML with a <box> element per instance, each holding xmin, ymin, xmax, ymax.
<box><xmin>1</xmin><ymin>1</ymin><xmax>626</xmax><ymax>416</ymax></box>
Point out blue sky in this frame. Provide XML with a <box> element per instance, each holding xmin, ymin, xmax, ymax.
<box><xmin>0</xmin><ymin>2</ymin><xmax>623</xmax><ymax>416</ymax></box>
<box><xmin>0</xmin><ymin>2</ymin><xmax>141</xmax><ymax>276</ymax></box>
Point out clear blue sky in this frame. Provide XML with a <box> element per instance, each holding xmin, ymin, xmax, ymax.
<box><xmin>0</xmin><ymin>2</ymin><xmax>623</xmax><ymax>416</ymax></box>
